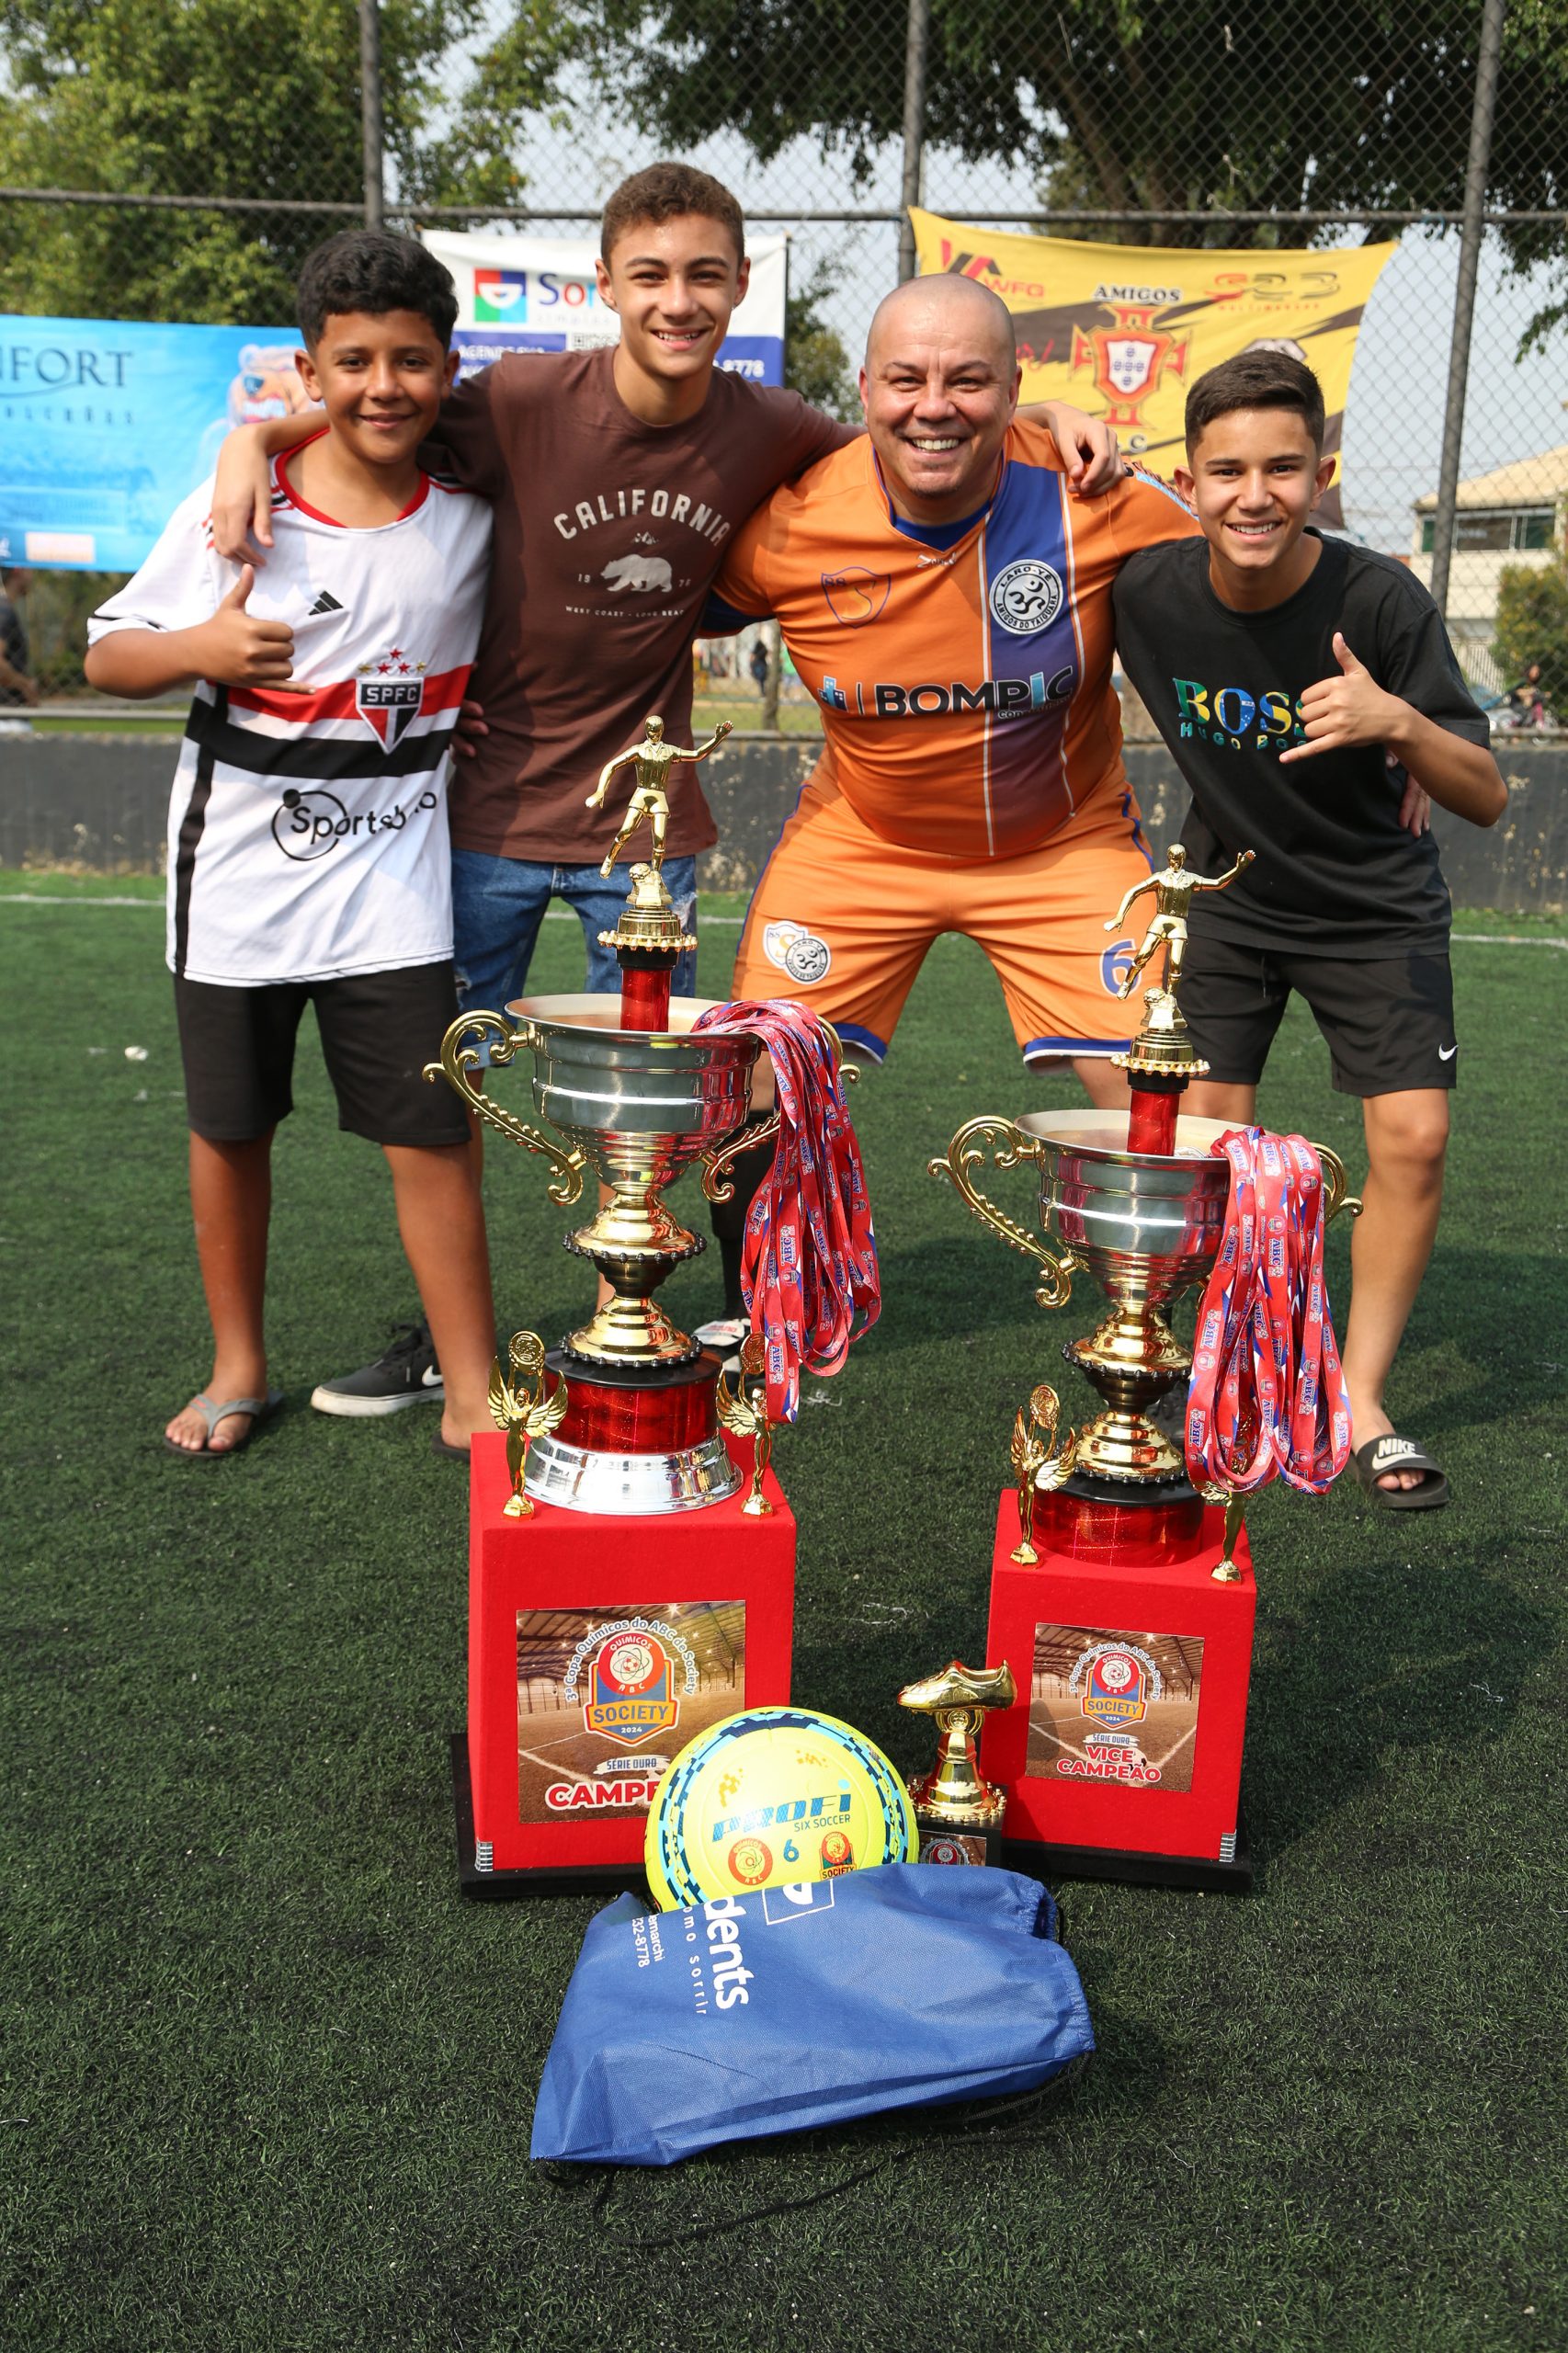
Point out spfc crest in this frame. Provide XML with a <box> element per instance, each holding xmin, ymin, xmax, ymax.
<box><xmin>821</xmin><ymin>567</ymin><xmax>891</xmax><ymax>628</ymax></box>
<box><xmin>583</xmin><ymin>1631</ymin><xmax>680</xmax><ymax>1748</ymax></box>
<box><xmin>356</xmin><ymin>649</ymin><xmax>427</xmax><ymax>747</ymax></box>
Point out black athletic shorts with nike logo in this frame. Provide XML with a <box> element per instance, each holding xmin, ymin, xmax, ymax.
<box><xmin>1177</xmin><ymin>935</ymin><xmax>1457</xmax><ymax>1097</ymax></box>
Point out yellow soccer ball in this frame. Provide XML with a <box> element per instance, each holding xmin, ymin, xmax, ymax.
<box><xmin>644</xmin><ymin>1705</ymin><xmax>917</xmax><ymax>1911</ymax></box>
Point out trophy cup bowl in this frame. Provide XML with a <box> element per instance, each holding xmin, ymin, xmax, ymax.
<box><xmin>431</xmin><ymin>993</ymin><xmax>779</xmax><ymax>1513</ymax></box>
<box><xmin>931</xmin><ymin>1109</ymin><xmax>1354</xmax><ymax>1491</ymax></box>
<box><xmin>509</xmin><ymin>992</ymin><xmax>774</xmax><ymax>1358</ymax></box>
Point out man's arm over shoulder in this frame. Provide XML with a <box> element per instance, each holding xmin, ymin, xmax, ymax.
<box><xmin>417</xmin><ymin>359</ymin><xmax>506</xmax><ymax>498</ymax></box>
<box><xmin>713</xmin><ymin>482</ymin><xmax>787</xmax><ymax>619</ymax></box>
<box><xmin>712</xmin><ymin>437</ymin><xmax>853</xmax><ymax>618</ymax></box>
<box><xmin>1105</xmin><ymin>464</ymin><xmax>1201</xmax><ymax>559</ymax></box>
<box><xmin>763</xmin><ymin>386</ymin><xmax>859</xmax><ymax>483</ymax></box>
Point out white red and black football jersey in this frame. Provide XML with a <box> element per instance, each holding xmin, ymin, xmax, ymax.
<box><xmin>88</xmin><ymin>439</ymin><xmax>492</xmax><ymax>986</ymax></box>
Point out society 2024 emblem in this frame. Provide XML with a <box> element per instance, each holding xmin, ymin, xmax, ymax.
<box><xmin>582</xmin><ymin>1629</ymin><xmax>680</xmax><ymax>1748</ymax></box>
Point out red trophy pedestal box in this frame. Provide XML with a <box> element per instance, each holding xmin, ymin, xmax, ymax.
<box><xmin>455</xmin><ymin>1430</ymin><xmax>796</xmax><ymax>1896</ymax></box>
<box><xmin>980</xmin><ymin>1492</ymin><xmax>1256</xmax><ymax>1892</ymax></box>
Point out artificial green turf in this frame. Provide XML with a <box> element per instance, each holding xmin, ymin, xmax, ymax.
<box><xmin>3</xmin><ymin>880</ymin><xmax>1565</xmax><ymax>2353</ymax></box>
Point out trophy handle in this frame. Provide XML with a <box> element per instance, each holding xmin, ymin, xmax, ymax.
<box><xmin>424</xmin><ymin>1010</ymin><xmax>587</xmax><ymax>1207</ymax></box>
<box><xmin>1312</xmin><ymin>1142</ymin><xmax>1364</xmax><ymax>1226</ymax></box>
<box><xmin>700</xmin><ymin>1109</ymin><xmax>782</xmax><ymax>1203</ymax></box>
<box><xmin>928</xmin><ymin>1115</ymin><xmax>1078</xmax><ymax>1309</ymax></box>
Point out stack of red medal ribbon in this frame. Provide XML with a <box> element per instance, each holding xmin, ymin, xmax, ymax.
<box><xmin>1185</xmin><ymin>1127</ymin><xmax>1352</xmax><ymax>1495</ymax></box>
<box><xmin>692</xmin><ymin>1000</ymin><xmax>880</xmax><ymax>1425</ymax></box>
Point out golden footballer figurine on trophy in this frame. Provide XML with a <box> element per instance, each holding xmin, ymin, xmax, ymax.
<box><xmin>586</xmin><ymin>714</ymin><xmax>733</xmax><ymax>877</ymax></box>
<box><xmin>1107</xmin><ymin>844</ymin><xmax>1256</xmax><ymax>1001</ymax></box>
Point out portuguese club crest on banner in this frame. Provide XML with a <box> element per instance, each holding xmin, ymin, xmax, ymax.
<box><xmin>1073</xmin><ymin>1641</ymin><xmax>1164</xmax><ymax>1730</ymax></box>
<box><xmin>583</xmin><ymin>1629</ymin><xmax>681</xmax><ymax>1748</ymax></box>
<box><xmin>355</xmin><ymin>649</ymin><xmax>427</xmax><ymax>747</ymax></box>
<box><xmin>1070</xmin><ymin>303</ymin><xmax>1189</xmax><ymax>440</ymax></box>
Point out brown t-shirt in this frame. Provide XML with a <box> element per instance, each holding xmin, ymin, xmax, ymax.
<box><xmin>427</xmin><ymin>348</ymin><xmax>853</xmax><ymax>862</ymax></box>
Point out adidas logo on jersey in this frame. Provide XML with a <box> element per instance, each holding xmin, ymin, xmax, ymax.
<box><xmin>308</xmin><ymin>589</ymin><xmax>344</xmax><ymax>616</ymax></box>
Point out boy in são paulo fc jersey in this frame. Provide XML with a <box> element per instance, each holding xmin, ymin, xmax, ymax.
<box><xmin>85</xmin><ymin>233</ymin><xmax>496</xmax><ymax>1461</ymax></box>
<box><xmin>210</xmin><ymin>163</ymin><xmax>1123</xmax><ymax>1398</ymax></box>
<box><xmin>1112</xmin><ymin>351</ymin><xmax>1506</xmax><ymax>1506</ymax></box>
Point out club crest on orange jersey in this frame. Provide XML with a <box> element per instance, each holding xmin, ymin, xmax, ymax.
<box><xmin>821</xmin><ymin>568</ymin><xmax>890</xmax><ymax>627</ymax></box>
<box><xmin>356</xmin><ymin>648</ymin><xmax>427</xmax><ymax>746</ymax></box>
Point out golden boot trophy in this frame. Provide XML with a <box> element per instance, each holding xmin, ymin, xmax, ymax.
<box><xmin>898</xmin><ymin>1661</ymin><xmax>1017</xmax><ymax>1867</ymax></box>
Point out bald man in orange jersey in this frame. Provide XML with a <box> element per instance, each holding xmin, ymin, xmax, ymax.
<box><xmin>714</xmin><ymin>274</ymin><xmax>1199</xmax><ymax>1102</ymax></box>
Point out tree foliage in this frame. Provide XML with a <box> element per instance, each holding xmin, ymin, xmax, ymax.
<box><xmin>783</xmin><ymin>260</ymin><xmax>858</xmax><ymax>419</ymax></box>
<box><xmin>0</xmin><ymin>0</ymin><xmax>580</xmax><ymax>320</ymax></box>
<box><xmin>1493</xmin><ymin>545</ymin><xmax>1568</xmax><ymax>710</ymax></box>
<box><xmin>579</xmin><ymin>0</ymin><xmax>1568</xmax><ymax>253</ymax></box>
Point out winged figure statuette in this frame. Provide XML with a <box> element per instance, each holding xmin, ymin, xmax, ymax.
<box><xmin>488</xmin><ymin>1331</ymin><xmax>568</xmax><ymax>1518</ymax></box>
<box><xmin>1008</xmin><ymin>1381</ymin><xmax>1076</xmax><ymax>1563</ymax></box>
<box><xmin>715</xmin><ymin>1334</ymin><xmax>775</xmax><ymax>1517</ymax></box>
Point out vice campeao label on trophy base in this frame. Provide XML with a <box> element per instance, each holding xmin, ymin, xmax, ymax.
<box><xmin>1027</xmin><ymin>1623</ymin><xmax>1204</xmax><ymax>1795</ymax></box>
<box><xmin>516</xmin><ymin>1601</ymin><xmax>745</xmax><ymax>1826</ymax></box>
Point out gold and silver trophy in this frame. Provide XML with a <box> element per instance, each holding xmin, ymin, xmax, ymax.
<box><xmin>427</xmin><ymin>716</ymin><xmax>779</xmax><ymax>1515</ymax></box>
<box><xmin>930</xmin><ymin>848</ymin><xmax>1358</xmax><ymax>1551</ymax></box>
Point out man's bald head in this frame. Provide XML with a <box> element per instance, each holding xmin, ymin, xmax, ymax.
<box><xmin>865</xmin><ymin>274</ymin><xmax>1017</xmax><ymax>375</ymax></box>
<box><xmin>858</xmin><ymin>274</ymin><xmax>1022</xmax><ymax>525</ymax></box>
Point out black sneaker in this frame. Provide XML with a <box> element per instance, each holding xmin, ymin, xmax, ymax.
<box><xmin>311</xmin><ymin>1322</ymin><xmax>444</xmax><ymax>1417</ymax></box>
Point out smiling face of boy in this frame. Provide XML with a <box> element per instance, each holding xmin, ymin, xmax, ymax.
<box><xmin>596</xmin><ymin>212</ymin><xmax>750</xmax><ymax>421</ymax></box>
<box><xmin>296</xmin><ymin>308</ymin><xmax>459</xmax><ymax>474</ymax></box>
<box><xmin>1176</xmin><ymin>405</ymin><xmax>1337</xmax><ymax>609</ymax></box>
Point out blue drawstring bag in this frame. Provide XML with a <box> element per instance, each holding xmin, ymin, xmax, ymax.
<box><xmin>530</xmin><ymin>1863</ymin><xmax>1094</xmax><ymax>2167</ymax></box>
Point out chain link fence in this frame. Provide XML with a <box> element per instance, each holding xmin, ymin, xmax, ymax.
<box><xmin>2</xmin><ymin>0</ymin><xmax>1565</xmax><ymax>718</ymax></box>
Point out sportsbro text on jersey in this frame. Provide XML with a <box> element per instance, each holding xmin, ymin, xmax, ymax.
<box><xmin>715</xmin><ymin>421</ymin><xmax>1197</xmax><ymax>862</ymax></box>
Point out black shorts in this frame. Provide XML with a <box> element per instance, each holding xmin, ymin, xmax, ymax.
<box><xmin>1178</xmin><ymin>934</ymin><xmax>1458</xmax><ymax>1097</ymax></box>
<box><xmin>174</xmin><ymin>961</ymin><xmax>472</xmax><ymax>1146</ymax></box>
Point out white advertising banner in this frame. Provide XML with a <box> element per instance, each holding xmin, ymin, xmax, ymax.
<box><xmin>418</xmin><ymin>229</ymin><xmax>788</xmax><ymax>385</ymax></box>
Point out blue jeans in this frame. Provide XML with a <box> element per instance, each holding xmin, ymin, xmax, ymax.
<box><xmin>450</xmin><ymin>848</ymin><xmax>699</xmax><ymax>1054</ymax></box>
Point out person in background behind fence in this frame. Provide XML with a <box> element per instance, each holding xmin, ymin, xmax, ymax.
<box><xmin>0</xmin><ymin>568</ymin><xmax>40</xmax><ymax>729</ymax></box>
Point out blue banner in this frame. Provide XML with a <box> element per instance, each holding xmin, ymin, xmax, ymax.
<box><xmin>0</xmin><ymin>314</ymin><xmax>304</xmax><ymax>574</ymax></box>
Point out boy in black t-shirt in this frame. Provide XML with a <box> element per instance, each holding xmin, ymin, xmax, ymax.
<box><xmin>1113</xmin><ymin>351</ymin><xmax>1506</xmax><ymax>1507</ymax></box>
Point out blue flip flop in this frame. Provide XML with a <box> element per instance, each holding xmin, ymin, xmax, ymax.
<box><xmin>164</xmin><ymin>1388</ymin><xmax>285</xmax><ymax>1462</ymax></box>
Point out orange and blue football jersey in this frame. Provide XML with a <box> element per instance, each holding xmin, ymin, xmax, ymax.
<box><xmin>715</xmin><ymin>421</ymin><xmax>1199</xmax><ymax>861</ymax></box>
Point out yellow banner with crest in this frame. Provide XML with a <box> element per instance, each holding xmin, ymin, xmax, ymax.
<box><xmin>909</xmin><ymin>209</ymin><xmax>1395</xmax><ymax>525</ymax></box>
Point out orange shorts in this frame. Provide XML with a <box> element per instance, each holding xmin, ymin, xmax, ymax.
<box><xmin>731</xmin><ymin>764</ymin><xmax>1154</xmax><ymax>1064</ymax></box>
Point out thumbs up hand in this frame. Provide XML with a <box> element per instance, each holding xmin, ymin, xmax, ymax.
<box><xmin>198</xmin><ymin>563</ymin><xmax>307</xmax><ymax>692</ymax></box>
<box><xmin>1279</xmin><ymin>632</ymin><xmax>1403</xmax><ymax>764</ymax></box>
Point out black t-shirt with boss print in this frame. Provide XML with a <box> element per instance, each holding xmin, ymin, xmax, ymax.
<box><xmin>1113</xmin><ymin>530</ymin><xmax>1490</xmax><ymax>957</ymax></box>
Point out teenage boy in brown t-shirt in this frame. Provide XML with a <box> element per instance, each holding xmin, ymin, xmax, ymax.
<box><xmin>213</xmin><ymin>162</ymin><xmax>1118</xmax><ymax>1415</ymax></box>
